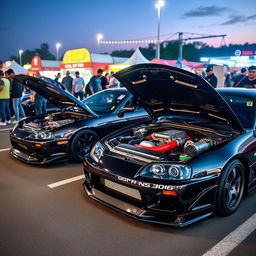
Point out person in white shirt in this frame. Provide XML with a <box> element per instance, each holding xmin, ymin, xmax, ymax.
<box><xmin>109</xmin><ymin>71</ymin><xmax>120</xmax><ymax>88</ymax></box>
<box><xmin>72</xmin><ymin>71</ymin><xmax>85</xmax><ymax>100</ymax></box>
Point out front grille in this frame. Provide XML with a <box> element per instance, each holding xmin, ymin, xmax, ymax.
<box><xmin>90</xmin><ymin>174</ymin><xmax>142</xmax><ymax>207</ymax></box>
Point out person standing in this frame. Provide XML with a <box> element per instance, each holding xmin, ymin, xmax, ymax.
<box><xmin>109</xmin><ymin>71</ymin><xmax>120</xmax><ymax>88</ymax></box>
<box><xmin>205</xmin><ymin>65</ymin><xmax>218</xmax><ymax>88</ymax></box>
<box><xmin>89</xmin><ymin>69</ymin><xmax>103</xmax><ymax>95</ymax></box>
<box><xmin>101</xmin><ymin>72</ymin><xmax>109</xmax><ymax>90</ymax></box>
<box><xmin>54</xmin><ymin>73</ymin><xmax>61</xmax><ymax>82</ymax></box>
<box><xmin>32</xmin><ymin>72</ymin><xmax>47</xmax><ymax>115</ymax></box>
<box><xmin>224</xmin><ymin>74</ymin><xmax>232</xmax><ymax>87</ymax></box>
<box><xmin>233</xmin><ymin>68</ymin><xmax>247</xmax><ymax>87</ymax></box>
<box><xmin>6</xmin><ymin>69</ymin><xmax>26</xmax><ymax>123</ymax></box>
<box><xmin>0</xmin><ymin>70</ymin><xmax>11</xmax><ymax>125</ymax></box>
<box><xmin>235</xmin><ymin>66</ymin><xmax>256</xmax><ymax>88</ymax></box>
<box><xmin>61</xmin><ymin>71</ymin><xmax>73</xmax><ymax>93</ymax></box>
<box><xmin>72</xmin><ymin>71</ymin><xmax>85</xmax><ymax>100</ymax></box>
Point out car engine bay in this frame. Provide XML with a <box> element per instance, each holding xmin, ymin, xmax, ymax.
<box><xmin>20</xmin><ymin>112</ymin><xmax>87</xmax><ymax>131</ymax></box>
<box><xmin>106</xmin><ymin>125</ymin><xmax>225</xmax><ymax>163</ymax></box>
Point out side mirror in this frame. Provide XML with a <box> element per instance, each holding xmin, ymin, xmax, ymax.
<box><xmin>118</xmin><ymin>106</ymin><xmax>135</xmax><ymax>118</ymax></box>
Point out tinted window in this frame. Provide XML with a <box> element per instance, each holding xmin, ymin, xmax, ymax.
<box><xmin>222</xmin><ymin>95</ymin><xmax>254</xmax><ymax>128</ymax></box>
<box><xmin>82</xmin><ymin>90</ymin><xmax>128</xmax><ymax>113</ymax></box>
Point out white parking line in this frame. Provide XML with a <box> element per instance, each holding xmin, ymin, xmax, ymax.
<box><xmin>202</xmin><ymin>213</ymin><xmax>256</xmax><ymax>256</ymax></box>
<box><xmin>0</xmin><ymin>148</ymin><xmax>10</xmax><ymax>152</ymax></box>
<box><xmin>0</xmin><ymin>128</ymin><xmax>12</xmax><ymax>132</ymax></box>
<box><xmin>48</xmin><ymin>174</ymin><xmax>85</xmax><ymax>188</ymax></box>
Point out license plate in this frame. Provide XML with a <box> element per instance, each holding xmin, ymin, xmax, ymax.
<box><xmin>101</xmin><ymin>179</ymin><xmax>141</xmax><ymax>201</ymax></box>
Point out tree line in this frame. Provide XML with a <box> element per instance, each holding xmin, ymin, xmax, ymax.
<box><xmin>2</xmin><ymin>42</ymin><xmax>256</xmax><ymax>66</ymax></box>
<box><xmin>111</xmin><ymin>42</ymin><xmax>256</xmax><ymax>61</ymax></box>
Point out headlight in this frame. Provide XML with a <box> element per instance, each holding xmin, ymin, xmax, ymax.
<box><xmin>29</xmin><ymin>131</ymin><xmax>53</xmax><ymax>140</ymax></box>
<box><xmin>90</xmin><ymin>142</ymin><xmax>104</xmax><ymax>163</ymax></box>
<box><xmin>140</xmin><ymin>164</ymin><xmax>192</xmax><ymax>180</ymax></box>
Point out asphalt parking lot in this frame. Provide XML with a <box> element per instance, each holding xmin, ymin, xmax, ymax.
<box><xmin>0</xmin><ymin>126</ymin><xmax>256</xmax><ymax>256</ymax></box>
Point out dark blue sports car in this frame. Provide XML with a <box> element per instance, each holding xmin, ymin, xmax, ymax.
<box><xmin>9</xmin><ymin>75</ymin><xmax>149</xmax><ymax>164</ymax></box>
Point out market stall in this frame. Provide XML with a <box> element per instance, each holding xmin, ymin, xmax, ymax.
<box><xmin>30</xmin><ymin>56</ymin><xmax>61</xmax><ymax>79</ymax></box>
<box><xmin>60</xmin><ymin>48</ymin><xmax>127</xmax><ymax>83</ymax></box>
<box><xmin>1</xmin><ymin>60</ymin><xmax>28</xmax><ymax>74</ymax></box>
<box><xmin>108</xmin><ymin>48</ymin><xmax>149</xmax><ymax>72</ymax></box>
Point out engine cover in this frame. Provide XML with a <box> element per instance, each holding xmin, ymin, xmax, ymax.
<box><xmin>152</xmin><ymin>130</ymin><xmax>187</xmax><ymax>143</ymax></box>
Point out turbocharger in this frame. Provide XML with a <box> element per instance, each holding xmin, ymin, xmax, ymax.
<box><xmin>184</xmin><ymin>139</ymin><xmax>214</xmax><ymax>157</ymax></box>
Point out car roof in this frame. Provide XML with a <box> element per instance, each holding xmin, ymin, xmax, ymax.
<box><xmin>217</xmin><ymin>88</ymin><xmax>256</xmax><ymax>98</ymax></box>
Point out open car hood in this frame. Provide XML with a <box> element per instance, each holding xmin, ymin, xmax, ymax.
<box><xmin>114</xmin><ymin>64</ymin><xmax>244</xmax><ymax>133</ymax></box>
<box><xmin>15</xmin><ymin>75</ymin><xmax>97</xmax><ymax>117</ymax></box>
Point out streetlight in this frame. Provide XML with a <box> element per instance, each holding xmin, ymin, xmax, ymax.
<box><xmin>56</xmin><ymin>43</ymin><xmax>61</xmax><ymax>61</ymax></box>
<box><xmin>155</xmin><ymin>0</ymin><xmax>164</xmax><ymax>59</ymax></box>
<box><xmin>97</xmin><ymin>34</ymin><xmax>103</xmax><ymax>46</ymax></box>
<box><xmin>19</xmin><ymin>50</ymin><xmax>23</xmax><ymax>66</ymax></box>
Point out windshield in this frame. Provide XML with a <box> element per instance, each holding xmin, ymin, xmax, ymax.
<box><xmin>82</xmin><ymin>90</ymin><xmax>128</xmax><ymax>113</ymax></box>
<box><xmin>221</xmin><ymin>95</ymin><xmax>254</xmax><ymax>128</ymax></box>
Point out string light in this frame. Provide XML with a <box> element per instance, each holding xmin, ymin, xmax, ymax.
<box><xmin>98</xmin><ymin>39</ymin><xmax>164</xmax><ymax>45</ymax></box>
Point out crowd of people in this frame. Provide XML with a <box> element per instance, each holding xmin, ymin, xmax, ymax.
<box><xmin>0</xmin><ymin>69</ymin><xmax>26</xmax><ymax>126</ymax></box>
<box><xmin>0</xmin><ymin>68</ymin><xmax>121</xmax><ymax>126</ymax></box>
<box><xmin>56</xmin><ymin>69</ymin><xmax>121</xmax><ymax>100</ymax></box>
<box><xmin>1</xmin><ymin>65</ymin><xmax>256</xmax><ymax>126</ymax></box>
<box><xmin>204</xmin><ymin>64</ymin><xmax>256</xmax><ymax>89</ymax></box>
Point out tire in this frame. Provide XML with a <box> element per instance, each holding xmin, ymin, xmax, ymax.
<box><xmin>215</xmin><ymin>159</ymin><xmax>245</xmax><ymax>216</ymax></box>
<box><xmin>69</xmin><ymin>129</ymin><xmax>99</xmax><ymax>162</ymax></box>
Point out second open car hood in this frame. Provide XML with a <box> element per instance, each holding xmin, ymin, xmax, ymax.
<box><xmin>114</xmin><ymin>64</ymin><xmax>244</xmax><ymax>133</ymax></box>
<box><xmin>15</xmin><ymin>75</ymin><xmax>97</xmax><ymax>117</ymax></box>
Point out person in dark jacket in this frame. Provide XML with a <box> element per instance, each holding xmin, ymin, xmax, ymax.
<box><xmin>6</xmin><ymin>69</ymin><xmax>26</xmax><ymax>123</ymax></box>
<box><xmin>205</xmin><ymin>65</ymin><xmax>218</xmax><ymax>88</ymax></box>
<box><xmin>101</xmin><ymin>72</ymin><xmax>109</xmax><ymax>90</ymax></box>
<box><xmin>235</xmin><ymin>66</ymin><xmax>256</xmax><ymax>88</ymax></box>
<box><xmin>61</xmin><ymin>71</ymin><xmax>73</xmax><ymax>93</ymax></box>
<box><xmin>233</xmin><ymin>67</ymin><xmax>247</xmax><ymax>87</ymax></box>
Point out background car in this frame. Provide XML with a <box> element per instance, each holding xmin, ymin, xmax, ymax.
<box><xmin>83</xmin><ymin>64</ymin><xmax>256</xmax><ymax>227</ymax></box>
<box><xmin>10</xmin><ymin>75</ymin><xmax>149</xmax><ymax>164</ymax></box>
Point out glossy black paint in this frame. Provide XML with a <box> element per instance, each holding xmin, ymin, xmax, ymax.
<box><xmin>114</xmin><ymin>64</ymin><xmax>244</xmax><ymax>132</ymax></box>
<box><xmin>10</xmin><ymin>76</ymin><xmax>150</xmax><ymax>164</ymax></box>
<box><xmin>83</xmin><ymin>65</ymin><xmax>256</xmax><ymax>226</ymax></box>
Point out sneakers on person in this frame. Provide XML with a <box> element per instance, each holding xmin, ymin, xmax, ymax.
<box><xmin>11</xmin><ymin>120</ymin><xmax>18</xmax><ymax>124</ymax></box>
<box><xmin>7</xmin><ymin>120</ymin><xmax>12</xmax><ymax>124</ymax></box>
<box><xmin>0</xmin><ymin>122</ymin><xmax>7</xmax><ymax>126</ymax></box>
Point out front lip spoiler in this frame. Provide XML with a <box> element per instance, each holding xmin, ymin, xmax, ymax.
<box><xmin>83</xmin><ymin>182</ymin><xmax>214</xmax><ymax>227</ymax></box>
<box><xmin>10</xmin><ymin>148</ymin><xmax>68</xmax><ymax>165</ymax></box>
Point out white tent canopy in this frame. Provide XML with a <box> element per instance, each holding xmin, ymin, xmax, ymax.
<box><xmin>123</xmin><ymin>48</ymin><xmax>149</xmax><ymax>64</ymax></box>
<box><xmin>3</xmin><ymin>60</ymin><xmax>28</xmax><ymax>74</ymax></box>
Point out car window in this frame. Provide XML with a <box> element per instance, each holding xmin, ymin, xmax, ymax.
<box><xmin>82</xmin><ymin>90</ymin><xmax>128</xmax><ymax>113</ymax></box>
<box><xmin>124</xmin><ymin>96</ymin><xmax>141</xmax><ymax>109</ymax></box>
<box><xmin>222</xmin><ymin>95</ymin><xmax>254</xmax><ymax>128</ymax></box>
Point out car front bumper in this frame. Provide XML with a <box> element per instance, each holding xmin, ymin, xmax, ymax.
<box><xmin>83</xmin><ymin>157</ymin><xmax>219</xmax><ymax>227</ymax></box>
<box><xmin>10</xmin><ymin>133</ymin><xmax>69</xmax><ymax>164</ymax></box>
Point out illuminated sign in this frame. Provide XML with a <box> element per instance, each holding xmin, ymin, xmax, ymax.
<box><xmin>63</xmin><ymin>48</ymin><xmax>91</xmax><ymax>64</ymax></box>
<box><xmin>31</xmin><ymin>56</ymin><xmax>42</xmax><ymax>71</ymax></box>
<box><xmin>234</xmin><ymin>49</ymin><xmax>256</xmax><ymax>56</ymax></box>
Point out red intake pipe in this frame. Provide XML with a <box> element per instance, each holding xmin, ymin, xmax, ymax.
<box><xmin>135</xmin><ymin>140</ymin><xmax>178</xmax><ymax>152</ymax></box>
<box><xmin>134</xmin><ymin>136</ymin><xmax>191</xmax><ymax>153</ymax></box>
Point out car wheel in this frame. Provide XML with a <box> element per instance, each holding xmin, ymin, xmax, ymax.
<box><xmin>69</xmin><ymin>129</ymin><xmax>99</xmax><ymax>162</ymax></box>
<box><xmin>215</xmin><ymin>160</ymin><xmax>245</xmax><ymax>216</ymax></box>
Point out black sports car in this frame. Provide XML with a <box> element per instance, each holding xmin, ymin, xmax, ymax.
<box><xmin>83</xmin><ymin>64</ymin><xmax>256</xmax><ymax>227</ymax></box>
<box><xmin>9</xmin><ymin>75</ymin><xmax>149</xmax><ymax>164</ymax></box>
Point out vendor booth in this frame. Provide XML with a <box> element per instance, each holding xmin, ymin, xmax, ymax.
<box><xmin>30</xmin><ymin>56</ymin><xmax>61</xmax><ymax>79</ymax></box>
<box><xmin>60</xmin><ymin>48</ymin><xmax>127</xmax><ymax>84</ymax></box>
<box><xmin>151</xmin><ymin>58</ymin><xmax>205</xmax><ymax>69</ymax></box>
<box><xmin>2</xmin><ymin>60</ymin><xmax>28</xmax><ymax>74</ymax></box>
<box><xmin>108</xmin><ymin>48</ymin><xmax>149</xmax><ymax>72</ymax></box>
